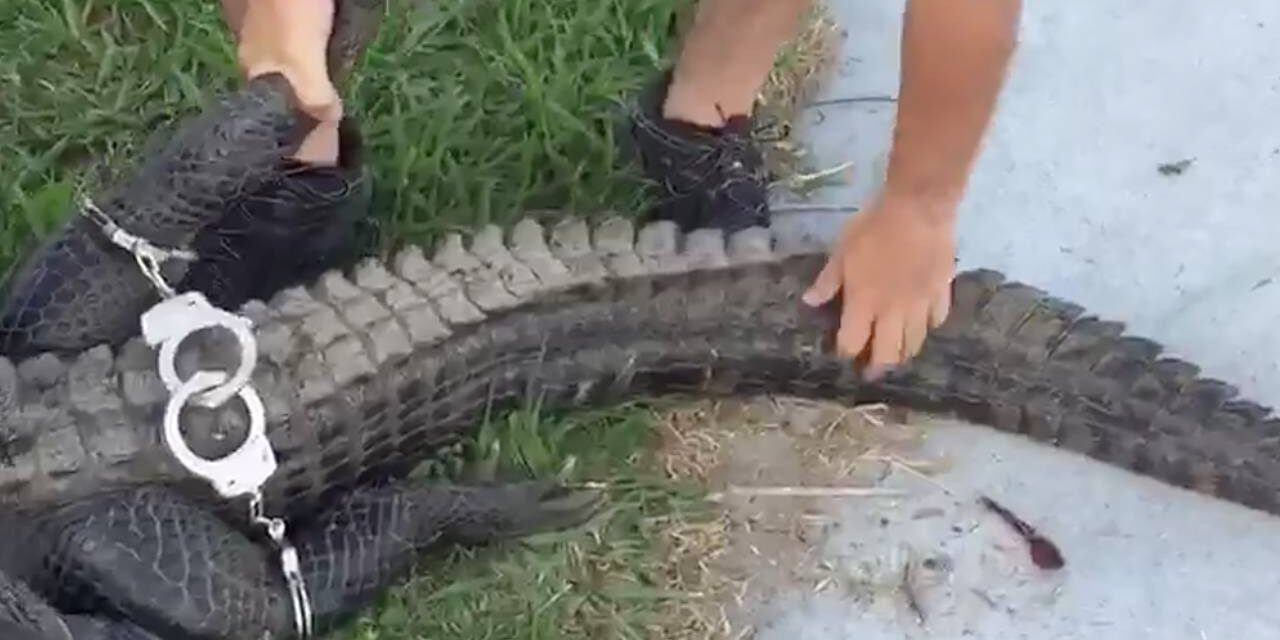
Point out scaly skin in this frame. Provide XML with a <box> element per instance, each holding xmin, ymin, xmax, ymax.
<box><xmin>1</xmin><ymin>216</ymin><xmax>1279</xmax><ymax>522</ymax></box>
<box><xmin>0</xmin><ymin>2</ymin><xmax>608</xmax><ymax>637</ymax></box>
<box><xmin>0</xmin><ymin>481</ymin><xmax>600</xmax><ymax>640</ymax></box>
<box><xmin>0</xmin><ymin>74</ymin><xmax>305</xmax><ymax>356</ymax></box>
<box><xmin>4</xmin><ymin>220</ymin><xmax>1278</xmax><ymax>638</ymax></box>
<box><xmin>0</xmin><ymin>0</ymin><xmax>387</xmax><ymax>356</ymax></box>
<box><xmin>1</xmin><ymin>1</ymin><xmax>1278</xmax><ymax>636</ymax></box>
<box><xmin>0</xmin><ymin>5</ymin><xmax>599</xmax><ymax>637</ymax></box>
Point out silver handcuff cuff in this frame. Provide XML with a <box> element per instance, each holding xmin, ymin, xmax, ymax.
<box><xmin>82</xmin><ymin>197</ymin><xmax>315</xmax><ymax>637</ymax></box>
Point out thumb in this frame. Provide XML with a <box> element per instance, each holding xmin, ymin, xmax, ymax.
<box><xmin>803</xmin><ymin>257</ymin><xmax>842</xmax><ymax>307</ymax></box>
<box><xmin>246</xmin><ymin>57</ymin><xmax>342</xmax><ymax>123</ymax></box>
<box><xmin>288</xmin><ymin>66</ymin><xmax>342</xmax><ymax>123</ymax></box>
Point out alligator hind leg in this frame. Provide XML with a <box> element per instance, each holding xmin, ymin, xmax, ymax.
<box><xmin>0</xmin><ymin>567</ymin><xmax>75</xmax><ymax>640</ymax></box>
<box><xmin>0</xmin><ymin>566</ymin><xmax>161</xmax><ymax>640</ymax></box>
<box><xmin>295</xmin><ymin>479</ymin><xmax>604</xmax><ymax>632</ymax></box>
<box><xmin>11</xmin><ymin>481</ymin><xmax>603</xmax><ymax>639</ymax></box>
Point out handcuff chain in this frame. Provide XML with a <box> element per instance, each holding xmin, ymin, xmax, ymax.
<box><xmin>250</xmin><ymin>494</ymin><xmax>315</xmax><ymax>638</ymax></box>
<box><xmin>78</xmin><ymin>195</ymin><xmax>197</xmax><ymax>299</ymax></box>
<box><xmin>84</xmin><ymin>192</ymin><xmax>316</xmax><ymax>637</ymax></box>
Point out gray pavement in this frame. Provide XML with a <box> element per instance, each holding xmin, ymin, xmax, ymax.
<box><xmin>775</xmin><ymin>0</ymin><xmax>1280</xmax><ymax>408</ymax></box>
<box><xmin>758</xmin><ymin>2</ymin><xmax>1280</xmax><ymax>637</ymax></box>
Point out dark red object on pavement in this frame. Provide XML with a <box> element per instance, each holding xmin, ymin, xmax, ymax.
<box><xmin>979</xmin><ymin>495</ymin><xmax>1066</xmax><ymax>570</ymax></box>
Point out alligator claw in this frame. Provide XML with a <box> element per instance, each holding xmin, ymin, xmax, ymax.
<box><xmin>407</xmin><ymin>479</ymin><xmax>607</xmax><ymax>545</ymax></box>
<box><xmin>483</xmin><ymin>480</ymin><xmax>607</xmax><ymax>540</ymax></box>
<box><xmin>529</xmin><ymin>484</ymin><xmax>609</xmax><ymax>531</ymax></box>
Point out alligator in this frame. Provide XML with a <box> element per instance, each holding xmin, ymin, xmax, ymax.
<box><xmin>3</xmin><ymin>4</ymin><xmax>1280</xmax><ymax>638</ymax></box>
<box><xmin>5</xmin><ymin>160</ymin><xmax>1280</xmax><ymax>638</ymax></box>
<box><xmin>4</xmin><ymin>202</ymin><xmax>1279</xmax><ymax>521</ymax></box>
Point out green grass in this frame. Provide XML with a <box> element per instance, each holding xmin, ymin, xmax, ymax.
<box><xmin>1</xmin><ymin>1</ymin><xmax>840</xmax><ymax>636</ymax></box>
<box><xmin>1</xmin><ymin>1</ymin><xmax>722</xmax><ymax>636</ymax></box>
<box><xmin>340</xmin><ymin>402</ymin><xmax>712</xmax><ymax>639</ymax></box>
<box><xmin>0</xmin><ymin>0</ymin><xmax>683</xmax><ymax>274</ymax></box>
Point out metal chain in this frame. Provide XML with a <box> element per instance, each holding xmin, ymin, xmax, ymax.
<box><xmin>80</xmin><ymin>195</ymin><xmax>316</xmax><ymax>638</ymax></box>
<box><xmin>78</xmin><ymin>195</ymin><xmax>197</xmax><ymax>298</ymax></box>
<box><xmin>251</xmin><ymin>493</ymin><xmax>314</xmax><ymax>638</ymax></box>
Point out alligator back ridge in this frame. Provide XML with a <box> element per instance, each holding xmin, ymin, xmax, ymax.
<box><xmin>0</xmin><ymin>216</ymin><xmax>1276</xmax><ymax>520</ymax></box>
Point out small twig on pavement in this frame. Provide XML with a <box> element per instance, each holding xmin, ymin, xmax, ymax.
<box><xmin>808</xmin><ymin>95</ymin><xmax>897</xmax><ymax>107</ymax></box>
<box><xmin>820</xmin><ymin>408</ymin><xmax>850</xmax><ymax>440</ymax></box>
<box><xmin>771</xmin><ymin>204</ymin><xmax>859</xmax><ymax>214</ymax></box>
<box><xmin>779</xmin><ymin>160</ymin><xmax>855</xmax><ymax>188</ymax></box>
<box><xmin>878</xmin><ymin>454</ymin><xmax>957</xmax><ymax>497</ymax></box>
<box><xmin>901</xmin><ymin>559</ymin><xmax>927</xmax><ymax>627</ymax></box>
<box><xmin>853</xmin><ymin>403</ymin><xmax>889</xmax><ymax>427</ymax></box>
<box><xmin>708</xmin><ymin>485</ymin><xmax>908</xmax><ymax>501</ymax></box>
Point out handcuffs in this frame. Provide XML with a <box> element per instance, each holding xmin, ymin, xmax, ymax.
<box><xmin>82</xmin><ymin>197</ymin><xmax>315</xmax><ymax>637</ymax></box>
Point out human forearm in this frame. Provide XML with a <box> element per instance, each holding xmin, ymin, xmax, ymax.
<box><xmin>883</xmin><ymin>0</ymin><xmax>1021</xmax><ymax>218</ymax></box>
<box><xmin>804</xmin><ymin>0</ymin><xmax>1019</xmax><ymax>368</ymax></box>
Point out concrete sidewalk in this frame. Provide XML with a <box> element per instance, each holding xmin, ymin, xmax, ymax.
<box><xmin>757</xmin><ymin>2</ymin><xmax>1280</xmax><ymax>637</ymax></box>
<box><xmin>747</xmin><ymin>419</ymin><xmax>1280</xmax><ymax>640</ymax></box>
<box><xmin>774</xmin><ymin>0</ymin><xmax>1280</xmax><ymax>410</ymax></box>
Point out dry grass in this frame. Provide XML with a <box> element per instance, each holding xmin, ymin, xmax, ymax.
<box><xmin>644</xmin><ymin>396</ymin><xmax>935</xmax><ymax>639</ymax></box>
<box><xmin>606</xmin><ymin>19</ymin><xmax>852</xmax><ymax>635</ymax></box>
<box><xmin>1</xmin><ymin>1</ymin><xmax>852</xmax><ymax>637</ymax></box>
<box><xmin>647</xmin><ymin>401</ymin><xmax>737</xmax><ymax>639</ymax></box>
<box><xmin>757</xmin><ymin>3</ymin><xmax>845</xmax><ymax>193</ymax></box>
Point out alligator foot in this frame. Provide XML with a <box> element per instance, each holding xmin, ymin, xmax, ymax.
<box><xmin>0</xmin><ymin>74</ymin><xmax>305</xmax><ymax>358</ymax></box>
<box><xmin>0</xmin><ymin>479</ymin><xmax>603</xmax><ymax>640</ymax></box>
<box><xmin>0</xmin><ymin>0</ymin><xmax>387</xmax><ymax>360</ymax></box>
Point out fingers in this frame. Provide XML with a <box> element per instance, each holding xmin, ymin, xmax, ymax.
<box><xmin>865</xmin><ymin>310</ymin><xmax>904</xmax><ymax>380</ymax></box>
<box><xmin>286</xmin><ymin>102</ymin><xmax>342</xmax><ymax>165</ymax></box>
<box><xmin>285</xmin><ymin>49</ymin><xmax>344</xmax><ymax>122</ymax></box>
<box><xmin>805</xmin><ymin>255</ymin><xmax>878</xmax><ymax>363</ymax></box>
<box><xmin>242</xmin><ymin>56</ymin><xmax>342</xmax><ymax>166</ymax></box>
<box><xmin>863</xmin><ymin>298</ymin><xmax>940</xmax><ymax>379</ymax></box>
<box><xmin>293</xmin><ymin>77</ymin><xmax>343</xmax><ymax>124</ymax></box>
<box><xmin>803</xmin><ymin>256</ymin><xmax>842</xmax><ymax>307</ymax></box>
<box><xmin>802</xmin><ymin>215</ymin><xmax>953</xmax><ymax>380</ymax></box>
<box><xmin>903</xmin><ymin>300</ymin><xmax>930</xmax><ymax>358</ymax></box>
<box><xmin>836</xmin><ymin>298</ymin><xmax>873</xmax><ymax>360</ymax></box>
<box><xmin>234</xmin><ymin>0</ymin><xmax>343</xmax><ymax>124</ymax></box>
<box><xmin>929</xmin><ymin>284</ymin><xmax>952</xmax><ymax>328</ymax></box>
<box><xmin>242</xmin><ymin>56</ymin><xmax>343</xmax><ymax>124</ymax></box>
<box><xmin>804</xmin><ymin>256</ymin><xmax>909</xmax><ymax>375</ymax></box>
<box><xmin>834</xmin><ymin>287</ymin><xmax>943</xmax><ymax>380</ymax></box>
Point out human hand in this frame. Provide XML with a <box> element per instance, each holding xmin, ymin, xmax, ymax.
<box><xmin>234</xmin><ymin>0</ymin><xmax>342</xmax><ymax>125</ymax></box>
<box><xmin>802</xmin><ymin>195</ymin><xmax>957</xmax><ymax>378</ymax></box>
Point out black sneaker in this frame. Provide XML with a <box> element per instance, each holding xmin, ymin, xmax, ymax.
<box><xmin>627</xmin><ymin>70</ymin><xmax>771</xmax><ymax>233</ymax></box>
<box><xmin>177</xmin><ymin>117</ymin><xmax>372</xmax><ymax>311</ymax></box>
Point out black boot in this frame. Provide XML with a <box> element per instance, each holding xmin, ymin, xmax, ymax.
<box><xmin>178</xmin><ymin>118</ymin><xmax>372</xmax><ymax>311</ymax></box>
<box><xmin>627</xmin><ymin>70</ymin><xmax>771</xmax><ymax>233</ymax></box>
